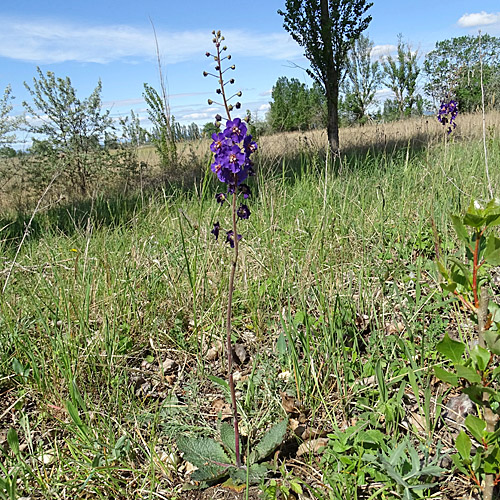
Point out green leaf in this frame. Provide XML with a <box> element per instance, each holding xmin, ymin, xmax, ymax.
<box><xmin>434</xmin><ymin>366</ymin><xmax>459</xmax><ymax>386</ymax></box>
<box><xmin>456</xmin><ymin>365</ymin><xmax>481</xmax><ymax>384</ymax></box>
<box><xmin>484</xmin><ymin>234</ymin><xmax>500</xmax><ymax>265</ymax></box>
<box><xmin>230</xmin><ymin>463</ymin><xmax>268</xmax><ymax>484</ymax></box>
<box><xmin>465</xmin><ymin>415</ymin><xmax>486</xmax><ymax>442</ymax></box>
<box><xmin>470</xmin><ymin>345</ymin><xmax>490</xmax><ymax>372</ymax></box>
<box><xmin>456</xmin><ymin>431</ymin><xmax>471</xmax><ymax>460</ymax></box>
<box><xmin>249</xmin><ymin>419</ymin><xmax>288</xmax><ymax>464</ymax></box>
<box><xmin>177</xmin><ymin>436</ymin><xmax>232</xmax><ymax>482</ymax></box>
<box><xmin>207</xmin><ymin>375</ymin><xmax>229</xmax><ymax>391</ymax></box>
<box><xmin>220</xmin><ymin>422</ymin><xmax>239</xmax><ymax>459</ymax></box>
<box><xmin>485</xmin><ymin>330</ymin><xmax>500</xmax><ymax>355</ymax></box>
<box><xmin>66</xmin><ymin>400</ymin><xmax>84</xmax><ymax>428</ymax></box>
<box><xmin>7</xmin><ymin>428</ymin><xmax>19</xmax><ymax>456</ymax></box>
<box><xmin>451</xmin><ymin>215</ymin><xmax>470</xmax><ymax>244</ymax></box>
<box><xmin>436</xmin><ymin>334</ymin><xmax>465</xmax><ymax>364</ymax></box>
<box><xmin>464</xmin><ymin>212</ymin><xmax>485</xmax><ymax>229</ymax></box>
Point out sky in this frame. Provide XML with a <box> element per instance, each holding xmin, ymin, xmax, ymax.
<box><xmin>1</xmin><ymin>0</ymin><xmax>500</xmax><ymax>146</ymax></box>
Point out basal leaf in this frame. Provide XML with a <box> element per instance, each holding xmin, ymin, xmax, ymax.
<box><xmin>230</xmin><ymin>463</ymin><xmax>268</xmax><ymax>484</ymax></box>
<box><xmin>465</xmin><ymin>414</ymin><xmax>486</xmax><ymax>442</ymax></box>
<box><xmin>250</xmin><ymin>419</ymin><xmax>288</xmax><ymax>463</ymax></box>
<box><xmin>436</xmin><ymin>334</ymin><xmax>465</xmax><ymax>364</ymax></box>
<box><xmin>177</xmin><ymin>436</ymin><xmax>232</xmax><ymax>482</ymax></box>
<box><xmin>220</xmin><ymin>422</ymin><xmax>239</xmax><ymax>459</ymax></box>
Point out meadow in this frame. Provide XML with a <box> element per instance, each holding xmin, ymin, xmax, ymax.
<box><xmin>1</xmin><ymin>112</ymin><xmax>500</xmax><ymax>499</ymax></box>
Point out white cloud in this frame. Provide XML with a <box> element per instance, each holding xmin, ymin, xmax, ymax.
<box><xmin>458</xmin><ymin>11</ymin><xmax>500</xmax><ymax>28</ymax></box>
<box><xmin>0</xmin><ymin>16</ymin><xmax>303</xmax><ymax>65</ymax></box>
<box><xmin>259</xmin><ymin>103</ymin><xmax>270</xmax><ymax>111</ymax></box>
<box><xmin>371</xmin><ymin>44</ymin><xmax>397</xmax><ymax>58</ymax></box>
<box><xmin>182</xmin><ymin>112</ymin><xmax>211</xmax><ymax>120</ymax></box>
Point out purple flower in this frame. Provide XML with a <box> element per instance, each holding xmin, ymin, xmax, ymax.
<box><xmin>222</xmin><ymin>145</ymin><xmax>246</xmax><ymax>173</ymax></box>
<box><xmin>239</xmin><ymin>184</ymin><xmax>251</xmax><ymax>199</ymax></box>
<box><xmin>237</xmin><ymin>204</ymin><xmax>251</xmax><ymax>220</ymax></box>
<box><xmin>438</xmin><ymin>99</ymin><xmax>458</xmax><ymax>135</ymax></box>
<box><xmin>224</xmin><ymin>118</ymin><xmax>247</xmax><ymax>142</ymax></box>
<box><xmin>226</xmin><ymin>230</ymin><xmax>242</xmax><ymax>248</ymax></box>
<box><xmin>211</xmin><ymin>222</ymin><xmax>220</xmax><ymax>240</ymax></box>
<box><xmin>210</xmin><ymin>132</ymin><xmax>228</xmax><ymax>153</ymax></box>
<box><xmin>244</xmin><ymin>135</ymin><xmax>258</xmax><ymax>155</ymax></box>
<box><xmin>216</xmin><ymin>193</ymin><xmax>227</xmax><ymax>204</ymax></box>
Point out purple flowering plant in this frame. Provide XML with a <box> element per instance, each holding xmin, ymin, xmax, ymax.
<box><xmin>437</xmin><ymin>99</ymin><xmax>458</xmax><ymax>135</ymax></box>
<box><xmin>177</xmin><ymin>31</ymin><xmax>287</xmax><ymax>487</ymax></box>
<box><xmin>206</xmin><ymin>31</ymin><xmax>257</xmax><ymax>469</ymax></box>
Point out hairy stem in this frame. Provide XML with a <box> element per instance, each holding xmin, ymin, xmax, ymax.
<box><xmin>226</xmin><ymin>187</ymin><xmax>241</xmax><ymax>467</ymax></box>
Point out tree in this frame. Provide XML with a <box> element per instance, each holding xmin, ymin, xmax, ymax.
<box><xmin>341</xmin><ymin>34</ymin><xmax>381</xmax><ymax>123</ymax></box>
<box><xmin>423</xmin><ymin>34</ymin><xmax>500</xmax><ymax>112</ymax></box>
<box><xmin>0</xmin><ymin>85</ymin><xmax>24</xmax><ymax>146</ymax></box>
<box><xmin>23</xmin><ymin>68</ymin><xmax>113</xmax><ymax>194</ymax></box>
<box><xmin>268</xmin><ymin>76</ymin><xmax>325</xmax><ymax>132</ymax></box>
<box><xmin>381</xmin><ymin>35</ymin><xmax>421</xmax><ymax>118</ymax></box>
<box><xmin>279</xmin><ymin>0</ymin><xmax>372</xmax><ymax>155</ymax></box>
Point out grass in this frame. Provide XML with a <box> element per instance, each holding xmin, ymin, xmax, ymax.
<box><xmin>0</xmin><ymin>115</ymin><xmax>499</xmax><ymax>499</ymax></box>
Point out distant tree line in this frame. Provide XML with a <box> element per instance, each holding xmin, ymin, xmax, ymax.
<box><xmin>244</xmin><ymin>32</ymin><xmax>500</xmax><ymax>135</ymax></box>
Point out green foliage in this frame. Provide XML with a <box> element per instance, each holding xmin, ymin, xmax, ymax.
<box><xmin>341</xmin><ymin>34</ymin><xmax>382</xmax><ymax>124</ymax></box>
<box><xmin>0</xmin><ymin>85</ymin><xmax>24</xmax><ymax>147</ymax></box>
<box><xmin>381</xmin><ymin>34</ymin><xmax>422</xmax><ymax>118</ymax></box>
<box><xmin>23</xmin><ymin>68</ymin><xmax>114</xmax><ymax>195</ymax></box>
<box><xmin>268</xmin><ymin>77</ymin><xmax>326</xmax><ymax>132</ymax></box>
<box><xmin>177</xmin><ymin>419</ymin><xmax>288</xmax><ymax>487</ymax></box>
<box><xmin>364</xmin><ymin>440</ymin><xmax>443</xmax><ymax>500</ymax></box>
<box><xmin>434</xmin><ymin>199</ymin><xmax>500</xmax><ymax>491</ymax></box>
<box><xmin>423</xmin><ymin>34</ymin><xmax>500</xmax><ymax>111</ymax></box>
<box><xmin>143</xmin><ymin>83</ymin><xmax>177</xmax><ymax>168</ymax></box>
<box><xmin>278</xmin><ymin>0</ymin><xmax>373</xmax><ymax>152</ymax></box>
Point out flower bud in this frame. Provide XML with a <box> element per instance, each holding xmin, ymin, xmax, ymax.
<box><xmin>231</xmin><ymin>65</ymin><xmax>235</xmax><ymax>70</ymax></box>
<box><xmin>227</xmin><ymin>55</ymin><xmax>232</xmax><ymax>60</ymax></box>
<box><xmin>215</xmin><ymin>65</ymin><xmax>220</xmax><ymax>71</ymax></box>
<box><xmin>203</xmin><ymin>71</ymin><xmax>208</xmax><ymax>77</ymax></box>
<box><xmin>208</xmin><ymin>99</ymin><xmax>213</xmax><ymax>105</ymax></box>
<box><xmin>228</xmin><ymin>104</ymin><xmax>234</xmax><ymax>111</ymax></box>
<box><xmin>215</xmin><ymin>114</ymin><xmax>222</xmax><ymax>121</ymax></box>
<box><xmin>212</xmin><ymin>38</ymin><xmax>217</xmax><ymax>43</ymax></box>
<box><xmin>217</xmin><ymin>30</ymin><xmax>221</xmax><ymax>36</ymax></box>
<box><xmin>212</xmin><ymin>30</ymin><xmax>216</xmax><ymax>35</ymax></box>
<box><xmin>235</xmin><ymin>102</ymin><xmax>241</xmax><ymax>109</ymax></box>
<box><xmin>205</xmin><ymin>52</ymin><xmax>210</xmax><ymax>57</ymax></box>
<box><xmin>216</xmin><ymin>88</ymin><xmax>222</xmax><ymax>94</ymax></box>
<box><xmin>229</xmin><ymin>79</ymin><xmax>235</xmax><ymax>84</ymax></box>
<box><xmin>237</xmin><ymin>91</ymin><xmax>242</xmax><ymax>97</ymax></box>
<box><xmin>222</xmin><ymin>46</ymin><xmax>227</xmax><ymax>51</ymax></box>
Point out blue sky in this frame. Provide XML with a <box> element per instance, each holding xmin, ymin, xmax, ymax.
<box><xmin>1</xmin><ymin>0</ymin><xmax>500</xmax><ymax>141</ymax></box>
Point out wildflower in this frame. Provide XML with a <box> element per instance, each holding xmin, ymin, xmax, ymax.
<box><xmin>211</xmin><ymin>222</ymin><xmax>221</xmax><ymax>240</ymax></box>
<box><xmin>239</xmin><ymin>184</ymin><xmax>251</xmax><ymax>198</ymax></box>
<box><xmin>224</xmin><ymin>118</ymin><xmax>247</xmax><ymax>142</ymax></box>
<box><xmin>216</xmin><ymin>193</ymin><xmax>227</xmax><ymax>204</ymax></box>
<box><xmin>226</xmin><ymin>230</ymin><xmax>242</xmax><ymax>248</ymax></box>
<box><xmin>438</xmin><ymin>99</ymin><xmax>458</xmax><ymax>135</ymax></box>
<box><xmin>237</xmin><ymin>204</ymin><xmax>251</xmax><ymax>220</ymax></box>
